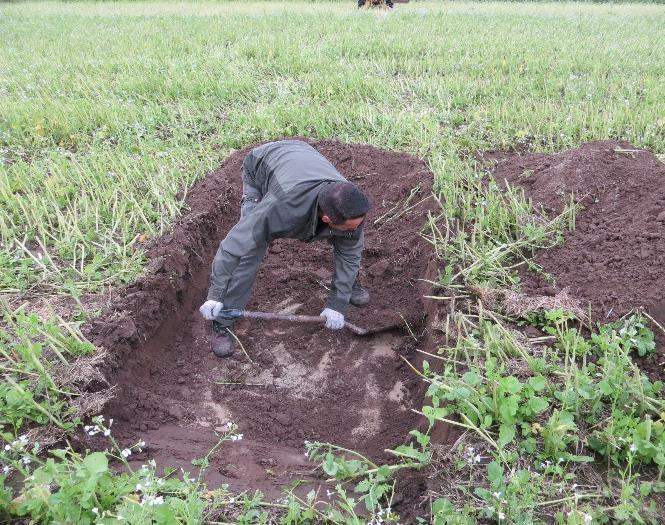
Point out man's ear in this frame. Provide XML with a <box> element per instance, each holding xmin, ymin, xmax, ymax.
<box><xmin>321</xmin><ymin>214</ymin><xmax>332</xmax><ymax>225</ymax></box>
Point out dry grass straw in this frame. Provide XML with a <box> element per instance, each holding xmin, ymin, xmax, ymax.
<box><xmin>23</xmin><ymin>425</ymin><xmax>67</xmax><ymax>448</ymax></box>
<box><xmin>53</xmin><ymin>349</ymin><xmax>110</xmax><ymax>390</ymax></box>
<box><xmin>71</xmin><ymin>387</ymin><xmax>117</xmax><ymax>420</ymax></box>
<box><xmin>54</xmin><ymin>348</ymin><xmax>116</xmax><ymax>426</ymax></box>
<box><xmin>468</xmin><ymin>285</ymin><xmax>586</xmax><ymax>321</ymax></box>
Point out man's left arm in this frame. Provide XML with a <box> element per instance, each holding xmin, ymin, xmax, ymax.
<box><xmin>325</xmin><ymin>229</ymin><xmax>364</xmax><ymax>315</ymax></box>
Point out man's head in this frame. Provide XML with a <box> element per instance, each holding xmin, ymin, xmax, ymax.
<box><xmin>319</xmin><ymin>182</ymin><xmax>370</xmax><ymax>232</ymax></box>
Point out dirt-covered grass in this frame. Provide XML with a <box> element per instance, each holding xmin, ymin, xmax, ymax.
<box><xmin>1</xmin><ymin>1</ymin><xmax>665</xmax><ymax>523</ymax></box>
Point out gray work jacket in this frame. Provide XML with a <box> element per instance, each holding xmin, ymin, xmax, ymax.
<box><xmin>207</xmin><ymin>140</ymin><xmax>364</xmax><ymax>314</ymax></box>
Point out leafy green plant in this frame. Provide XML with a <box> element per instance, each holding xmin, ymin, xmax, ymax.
<box><xmin>305</xmin><ymin>440</ymin><xmax>426</xmax><ymax>518</ymax></box>
<box><xmin>593</xmin><ymin>314</ymin><xmax>657</xmax><ymax>358</ymax></box>
<box><xmin>420</xmin><ymin>308</ymin><xmax>664</xmax><ymax>523</ymax></box>
<box><xmin>1</xmin><ymin>416</ymin><xmax>246</xmax><ymax>524</ymax></box>
<box><xmin>423</xmin><ymin>358</ymin><xmax>552</xmax><ymax>454</ymax></box>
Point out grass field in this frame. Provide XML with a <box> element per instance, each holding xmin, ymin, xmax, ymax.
<box><xmin>2</xmin><ymin>0</ymin><xmax>664</xmax><ymax>293</ymax></box>
<box><xmin>1</xmin><ymin>1</ymin><xmax>665</xmax><ymax>523</ymax></box>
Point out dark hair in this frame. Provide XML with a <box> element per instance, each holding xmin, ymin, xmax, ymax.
<box><xmin>319</xmin><ymin>182</ymin><xmax>370</xmax><ymax>225</ymax></box>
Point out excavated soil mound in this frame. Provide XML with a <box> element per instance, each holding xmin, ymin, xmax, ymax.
<box><xmin>482</xmin><ymin>140</ymin><xmax>665</xmax><ymax>379</ymax></box>
<box><xmin>85</xmin><ymin>139</ymin><xmax>435</xmax><ymax>509</ymax></box>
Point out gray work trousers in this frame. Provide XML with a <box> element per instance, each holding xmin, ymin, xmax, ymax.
<box><xmin>213</xmin><ymin>170</ymin><xmax>266</xmax><ymax>330</ymax></box>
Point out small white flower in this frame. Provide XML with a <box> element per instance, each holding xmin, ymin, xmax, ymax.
<box><xmin>156</xmin><ymin>478</ymin><xmax>164</xmax><ymax>486</ymax></box>
<box><xmin>109</xmin><ymin>418</ymin><xmax>114</xmax><ymax>426</ymax></box>
<box><xmin>473</xmin><ymin>454</ymin><xmax>482</xmax><ymax>464</ymax></box>
<box><xmin>583</xmin><ymin>513</ymin><xmax>592</xmax><ymax>524</ymax></box>
<box><xmin>136</xmin><ymin>483</ymin><xmax>143</xmax><ymax>492</ymax></box>
<box><xmin>121</xmin><ymin>448</ymin><xmax>132</xmax><ymax>458</ymax></box>
<box><xmin>225</xmin><ymin>421</ymin><xmax>233</xmax><ymax>428</ymax></box>
<box><xmin>3</xmin><ymin>465</ymin><xmax>11</xmax><ymax>474</ymax></box>
<box><xmin>148</xmin><ymin>459</ymin><xmax>156</xmax><ymax>468</ymax></box>
<box><xmin>498</xmin><ymin>511</ymin><xmax>505</xmax><ymax>520</ymax></box>
<box><xmin>103</xmin><ymin>429</ymin><xmax>111</xmax><ymax>437</ymax></box>
<box><xmin>493</xmin><ymin>491</ymin><xmax>501</xmax><ymax>498</ymax></box>
<box><xmin>21</xmin><ymin>456</ymin><xmax>31</xmax><ymax>465</ymax></box>
<box><xmin>92</xmin><ymin>507</ymin><xmax>99</xmax><ymax>515</ymax></box>
<box><xmin>19</xmin><ymin>435</ymin><xmax>28</xmax><ymax>444</ymax></box>
<box><xmin>629</xmin><ymin>443</ymin><xmax>637</xmax><ymax>453</ymax></box>
<box><xmin>3</xmin><ymin>445</ymin><xmax>11</xmax><ymax>452</ymax></box>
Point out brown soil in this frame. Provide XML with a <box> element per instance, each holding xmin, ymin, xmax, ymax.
<box><xmin>83</xmin><ymin>139</ymin><xmax>436</xmax><ymax>516</ymax></box>
<box><xmin>482</xmin><ymin>140</ymin><xmax>665</xmax><ymax>381</ymax></box>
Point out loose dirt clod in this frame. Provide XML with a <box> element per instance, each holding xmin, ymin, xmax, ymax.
<box><xmin>84</xmin><ymin>140</ymin><xmax>436</xmax><ymax>507</ymax></box>
<box><xmin>483</xmin><ymin>140</ymin><xmax>665</xmax><ymax>380</ymax></box>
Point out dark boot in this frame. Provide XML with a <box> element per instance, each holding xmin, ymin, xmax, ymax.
<box><xmin>350</xmin><ymin>281</ymin><xmax>370</xmax><ymax>307</ymax></box>
<box><xmin>211</xmin><ymin>321</ymin><xmax>235</xmax><ymax>358</ymax></box>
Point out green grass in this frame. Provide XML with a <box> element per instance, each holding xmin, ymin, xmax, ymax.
<box><xmin>1</xmin><ymin>1</ymin><xmax>665</xmax><ymax>292</ymax></box>
<box><xmin>2</xmin><ymin>1</ymin><xmax>665</xmax><ymax>523</ymax></box>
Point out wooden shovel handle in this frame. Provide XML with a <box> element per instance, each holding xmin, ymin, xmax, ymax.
<box><xmin>239</xmin><ymin>310</ymin><xmax>368</xmax><ymax>336</ymax></box>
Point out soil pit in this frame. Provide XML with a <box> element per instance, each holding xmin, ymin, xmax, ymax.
<box><xmin>482</xmin><ymin>140</ymin><xmax>665</xmax><ymax>380</ymax></box>
<box><xmin>85</xmin><ymin>140</ymin><xmax>436</xmax><ymax>507</ymax></box>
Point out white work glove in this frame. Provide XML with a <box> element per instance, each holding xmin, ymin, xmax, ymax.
<box><xmin>320</xmin><ymin>308</ymin><xmax>344</xmax><ymax>330</ymax></box>
<box><xmin>199</xmin><ymin>300</ymin><xmax>224</xmax><ymax>320</ymax></box>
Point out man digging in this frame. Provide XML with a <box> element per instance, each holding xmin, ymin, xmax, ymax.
<box><xmin>199</xmin><ymin>139</ymin><xmax>371</xmax><ymax>357</ymax></box>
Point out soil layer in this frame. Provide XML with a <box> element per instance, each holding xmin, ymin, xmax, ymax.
<box><xmin>483</xmin><ymin>140</ymin><xmax>665</xmax><ymax>380</ymax></box>
<box><xmin>84</xmin><ymin>139</ymin><xmax>435</xmax><ymax>513</ymax></box>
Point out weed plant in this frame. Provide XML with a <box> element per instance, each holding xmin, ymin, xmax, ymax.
<box><xmin>0</xmin><ymin>305</ymin><xmax>98</xmax><ymax>435</ymax></box>
<box><xmin>418</xmin><ymin>309</ymin><xmax>665</xmax><ymax>523</ymax></box>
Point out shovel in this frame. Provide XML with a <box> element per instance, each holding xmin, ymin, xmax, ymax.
<box><xmin>215</xmin><ymin>309</ymin><xmax>402</xmax><ymax>337</ymax></box>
